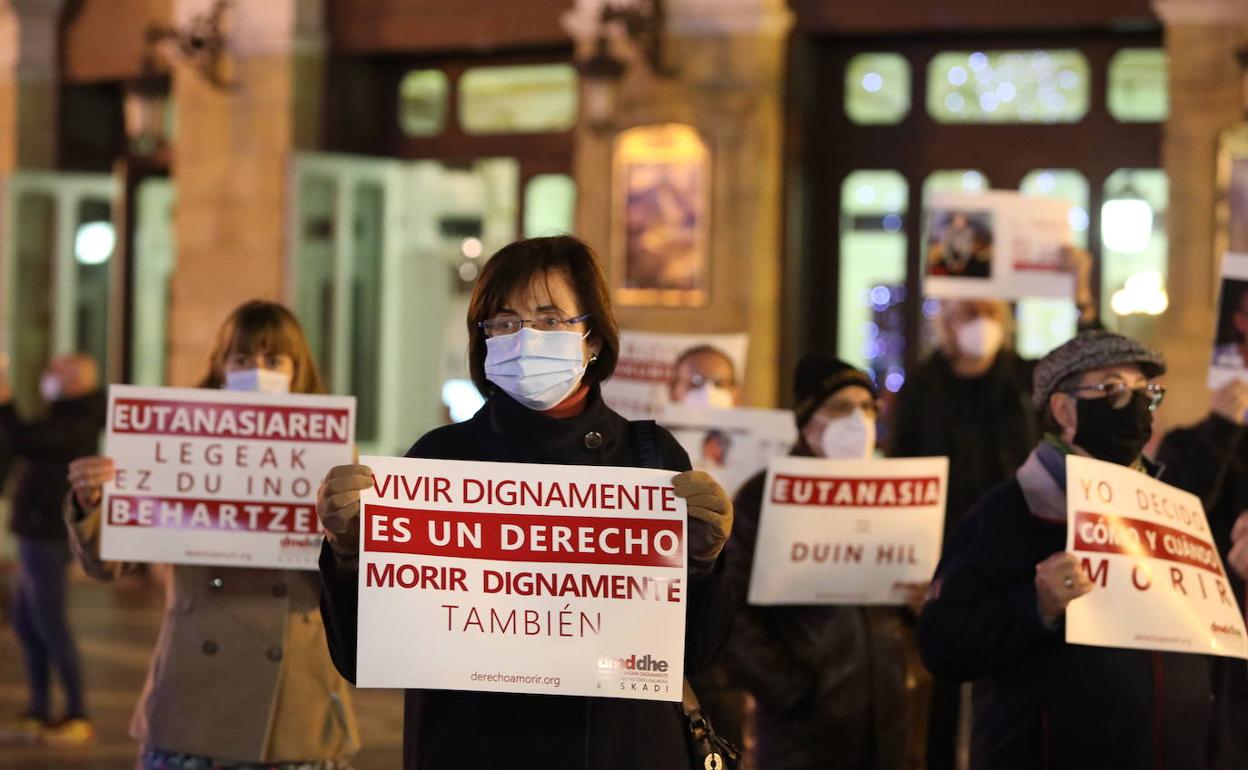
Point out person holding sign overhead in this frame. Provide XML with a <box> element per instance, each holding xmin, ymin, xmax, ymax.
<box><xmin>316</xmin><ymin>235</ymin><xmax>735</xmax><ymax>770</ymax></box>
<box><xmin>890</xmin><ymin>247</ymin><xmax>1095</xmax><ymax>770</ymax></box>
<box><xmin>918</xmin><ymin>330</ymin><xmax>1220</xmax><ymax>770</ymax></box>
<box><xmin>61</xmin><ymin>301</ymin><xmax>360</xmax><ymax>770</ymax></box>
<box><xmin>720</xmin><ymin>353</ymin><xmax>931</xmax><ymax>770</ymax></box>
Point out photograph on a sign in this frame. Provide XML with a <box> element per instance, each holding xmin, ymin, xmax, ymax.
<box><xmin>1065</xmin><ymin>455</ymin><xmax>1248</xmax><ymax>660</ymax></box>
<box><xmin>924</xmin><ymin>190</ymin><xmax>1075</xmax><ymax>301</ymax></box>
<box><xmin>355</xmin><ymin>456</ymin><xmax>688</xmax><ymax>701</ymax></box>
<box><xmin>1208</xmin><ymin>253</ymin><xmax>1248</xmax><ymax>389</ymax></box>
<box><xmin>659</xmin><ymin>404</ymin><xmax>796</xmax><ymax>498</ymax></box>
<box><xmin>100</xmin><ymin>385</ymin><xmax>356</xmax><ymax>570</ymax></box>
<box><xmin>602</xmin><ymin>330</ymin><xmax>748</xmax><ymax>420</ymax></box>
<box><xmin>747</xmin><ymin>455</ymin><xmax>948</xmax><ymax>606</ymax></box>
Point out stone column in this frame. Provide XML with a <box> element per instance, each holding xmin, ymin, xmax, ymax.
<box><xmin>167</xmin><ymin>0</ymin><xmax>324</xmax><ymax>385</ymax></box>
<box><xmin>1151</xmin><ymin>0</ymin><xmax>1248</xmax><ymax>431</ymax></box>
<box><xmin>0</xmin><ymin>0</ymin><xmax>64</xmax><ymax>172</ymax></box>
<box><xmin>565</xmin><ymin>0</ymin><xmax>793</xmax><ymax>407</ymax></box>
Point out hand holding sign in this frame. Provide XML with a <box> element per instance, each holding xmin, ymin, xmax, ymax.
<box><xmin>68</xmin><ymin>455</ymin><xmax>116</xmax><ymax>511</ymax></box>
<box><xmin>1229</xmin><ymin>512</ymin><xmax>1248</xmax><ymax>580</ymax></box>
<box><xmin>895</xmin><ymin>581</ymin><xmax>930</xmax><ymax>615</ymax></box>
<box><xmin>1060</xmin><ymin>246</ymin><xmax>1095</xmax><ymax>322</ymax></box>
<box><xmin>1035</xmin><ymin>551</ymin><xmax>1093</xmax><ymax>626</ymax></box>
<box><xmin>316</xmin><ymin>463</ymin><xmax>374</xmax><ymax>556</ymax></box>
<box><xmin>672</xmin><ymin>470</ymin><xmax>733</xmax><ymax>571</ymax></box>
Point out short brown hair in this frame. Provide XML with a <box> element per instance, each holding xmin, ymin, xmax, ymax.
<box><xmin>198</xmin><ymin>300</ymin><xmax>325</xmax><ymax>395</ymax></box>
<box><xmin>466</xmin><ymin>236</ymin><xmax>619</xmax><ymax>396</ymax></box>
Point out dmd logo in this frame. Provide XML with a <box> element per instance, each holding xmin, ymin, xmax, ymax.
<box><xmin>280</xmin><ymin>535</ymin><xmax>321</xmax><ymax>552</ymax></box>
<box><xmin>1211</xmin><ymin>622</ymin><xmax>1245</xmax><ymax>640</ymax></box>
<box><xmin>597</xmin><ymin>654</ymin><xmax>670</xmax><ymax>673</ymax></box>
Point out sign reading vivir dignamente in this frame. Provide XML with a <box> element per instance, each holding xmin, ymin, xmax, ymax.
<box><xmin>355</xmin><ymin>456</ymin><xmax>688</xmax><ymax>701</ymax></box>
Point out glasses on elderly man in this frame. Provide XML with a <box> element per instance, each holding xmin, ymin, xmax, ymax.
<box><xmin>1060</xmin><ymin>382</ymin><xmax>1166</xmax><ymax>411</ymax></box>
<box><xmin>478</xmin><ymin>312</ymin><xmax>590</xmax><ymax>338</ymax></box>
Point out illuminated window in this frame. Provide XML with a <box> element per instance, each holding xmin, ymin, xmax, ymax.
<box><xmin>845</xmin><ymin>53</ymin><xmax>911</xmax><ymax>125</ymax></box>
<box><xmin>1108</xmin><ymin>49</ymin><xmax>1168</xmax><ymax>123</ymax></box>
<box><xmin>1102</xmin><ymin>169</ymin><xmax>1169</xmax><ymax>323</ymax></box>
<box><xmin>922</xmin><ymin>169</ymin><xmax>989</xmax><ymax>204</ymax></box>
<box><xmin>1016</xmin><ymin>169</ymin><xmax>1090</xmax><ymax>357</ymax></box>
<box><xmin>523</xmin><ymin>174</ymin><xmax>576</xmax><ymax>237</ymax></box>
<box><xmin>838</xmin><ymin>170</ymin><xmax>908</xmax><ymax>390</ymax></box>
<box><xmin>460</xmin><ymin>64</ymin><xmax>578</xmax><ymax>135</ymax></box>
<box><xmin>398</xmin><ymin>70</ymin><xmax>449</xmax><ymax>137</ymax></box>
<box><xmin>927</xmin><ymin>50</ymin><xmax>1090</xmax><ymax>124</ymax></box>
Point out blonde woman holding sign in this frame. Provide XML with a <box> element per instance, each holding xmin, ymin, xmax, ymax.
<box><xmin>64</xmin><ymin>301</ymin><xmax>360</xmax><ymax>770</ymax></box>
<box><xmin>316</xmin><ymin>235</ymin><xmax>735</xmax><ymax>770</ymax></box>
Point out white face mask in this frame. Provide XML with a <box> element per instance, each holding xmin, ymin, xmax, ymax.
<box><xmin>225</xmin><ymin>368</ymin><xmax>292</xmax><ymax>394</ymax></box>
<box><xmin>814</xmin><ymin>409</ymin><xmax>876</xmax><ymax>460</ymax></box>
<box><xmin>40</xmin><ymin>374</ymin><xmax>62</xmax><ymax>403</ymax></box>
<box><xmin>955</xmin><ymin>317</ymin><xmax>1005</xmax><ymax>361</ymax></box>
<box><xmin>680</xmin><ymin>384</ymin><xmax>735</xmax><ymax>410</ymax></box>
<box><xmin>484</xmin><ymin>327</ymin><xmax>588</xmax><ymax>411</ymax></box>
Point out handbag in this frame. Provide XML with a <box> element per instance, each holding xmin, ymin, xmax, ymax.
<box><xmin>629</xmin><ymin>420</ymin><xmax>743</xmax><ymax>770</ymax></box>
<box><xmin>682</xmin><ymin>678</ymin><xmax>743</xmax><ymax>770</ymax></box>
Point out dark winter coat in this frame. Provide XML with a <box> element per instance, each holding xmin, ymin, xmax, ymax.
<box><xmin>319</xmin><ymin>387</ymin><xmax>733</xmax><ymax>770</ymax></box>
<box><xmin>889</xmin><ymin>350</ymin><xmax>1037</xmax><ymax>545</ymax></box>
<box><xmin>721</xmin><ymin>464</ymin><xmax>930</xmax><ymax>770</ymax></box>
<box><xmin>1157</xmin><ymin>415</ymin><xmax>1248</xmax><ymax>770</ymax></box>
<box><xmin>918</xmin><ymin>445</ymin><xmax>1212</xmax><ymax>770</ymax></box>
<box><xmin>1</xmin><ymin>391</ymin><xmax>106</xmax><ymax>540</ymax></box>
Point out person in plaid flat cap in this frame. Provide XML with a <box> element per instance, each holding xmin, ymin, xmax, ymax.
<box><xmin>917</xmin><ymin>330</ymin><xmax>1218</xmax><ymax>770</ymax></box>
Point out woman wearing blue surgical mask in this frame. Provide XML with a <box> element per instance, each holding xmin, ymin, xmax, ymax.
<box><xmin>315</xmin><ymin>236</ymin><xmax>735</xmax><ymax>770</ymax></box>
<box><xmin>720</xmin><ymin>353</ymin><xmax>931</xmax><ymax>770</ymax></box>
<box><xmin>62</xmin><ymin>301</ymin><xmax>360</xmax><ymax>770</ymax></box>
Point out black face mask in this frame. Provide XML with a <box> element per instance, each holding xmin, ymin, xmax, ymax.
<box><xmin>1073</xmin><ymin>391</ymin><xmax>1153</xmax><ymax>466</ymax></box>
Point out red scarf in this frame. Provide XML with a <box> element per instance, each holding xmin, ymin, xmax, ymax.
<box><xmin>543</xmin><ymin>385</ymin><xmax>590</xmax><ymax>419</ymax></box>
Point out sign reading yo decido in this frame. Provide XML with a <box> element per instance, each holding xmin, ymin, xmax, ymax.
<box><xmin>1065</xmin><ymin>455</ymin><xmax>1248</xmax><ymax>659</ymax></box>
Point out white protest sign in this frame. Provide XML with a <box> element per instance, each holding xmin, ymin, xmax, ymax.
<box><xmin>748</xmin><ymin>455</ymin><xmax>948</xmax><ymax>606</ymax></box>
<box><xmin>602</xmin><ymin>330</ymin><xmax>748</xmax><ymax>420</ymax></box>
<box><xmin>659</xmin><ymin>405</ymin><xmax>796</xmax><ymax>498</ymax></box>
<box><xmin>924</xmin><ymin>190</ymin><xmax>1075</xmax><ymax>301</ymax></box>
<box><xmin>356</xmin><ymin>456</ymin><xmax>688</xmax><ymax>701</ymax></box>
<box><xmin>1065</xmin><ymin>455</ymin><xmax>1248</xmax><ymax>659</ymax></box>
<box><xmin>1208</xmin><ymin>252</ymin><xmax>1248</xmax><ymax>388</ymax></box>
<box><xmin>101</xmin><ymin>385</ymin><xmax>356</xmax><ymax>569</ymax></box>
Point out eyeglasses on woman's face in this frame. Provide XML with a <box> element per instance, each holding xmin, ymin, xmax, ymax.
<box><xmin>478</xmin><ymin>312</ymin><xmax>591</xmax><ymax>338</ymax></box>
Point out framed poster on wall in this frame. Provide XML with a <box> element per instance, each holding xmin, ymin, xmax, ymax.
<box><xmin>611</xmin><ymin>124</ymin><xmax>711</xmax><ymax>307</ymax></box>
<box><xmin>1216</xmin><ymin>124</ymin><xmax>1248</xmax><ymax>264</ymax></box>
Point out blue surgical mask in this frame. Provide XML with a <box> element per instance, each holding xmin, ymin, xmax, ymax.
<box><xmin>484</xmin><ymin>328</ymin><xmax>588</xmax><ymax>411</ymax></box>
<box><xmin>224</xmin><ymin>368</ymin><xmax>292</xmax><ymax>394</ymax></box>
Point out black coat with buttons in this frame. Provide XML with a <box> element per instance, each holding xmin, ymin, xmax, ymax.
<box><xmin>319</xmin><ymin>387</ymin><xmax>733</xmax><ymax>770</ymax></box>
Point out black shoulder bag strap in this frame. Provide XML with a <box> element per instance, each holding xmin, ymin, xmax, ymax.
<box><xmin>628</xmin><ymin>420</ymin><xmax>742</xmax><ymax>770</ymax></box>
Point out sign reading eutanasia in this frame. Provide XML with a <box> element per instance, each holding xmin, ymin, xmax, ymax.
<box><xmin>748</xmin><ymin>456</ymin><xmax>949</xmax><ymax>606</ymax></box>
